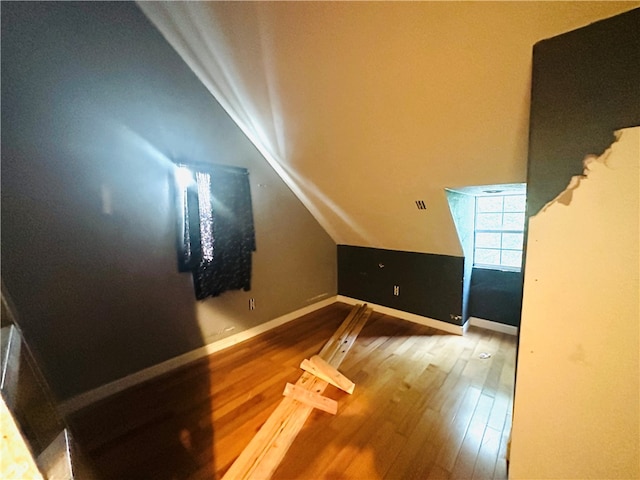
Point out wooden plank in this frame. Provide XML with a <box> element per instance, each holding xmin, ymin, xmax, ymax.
<box><xmin>323</xmin><ymin>307</ymin><xmax>372</xmax><ymax>367</ymax></box>
<box><xmin>300</xmin><ymin>355</ymin><xmax>355</xmax><ymax>394</ymax></box>
<box><xmin>221</xmin><ymin>388</ymin><xmax>316</xmax><ymax>480</ymax></box>
<box><xmin>221</xmin><ymin>303</ymin><xmax>370</xmax><ymax>480</ymax></box>
<box><xmin>282</xmin><ymin>383</ymin><xmax>337</xmax><ymax>415</ymax></box>
<box><xmin>317</xmin><ymin>303</ymin><xmax>367</xmax><ymax>359</ymax></box>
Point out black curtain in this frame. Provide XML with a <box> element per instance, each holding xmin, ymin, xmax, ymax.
<box><xmin>177</xmin><ymin>164</ymin><xmax>256</xmax><ymax>299</ymax></box>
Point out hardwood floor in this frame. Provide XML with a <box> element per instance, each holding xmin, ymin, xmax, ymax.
<box><xmin>68</xmin><ymin>303</ymin><xmax>516</xmax><ymax>480</ymax></box>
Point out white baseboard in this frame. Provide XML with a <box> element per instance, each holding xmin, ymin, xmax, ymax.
<box><xmin>57</xmin><ymin>296</ymin><xmax>338</xmax><ymax>417</ymax></box>
<box><xmin>336</xmin><ymin>295</ymin><xmax>464</xmax><ymax>335</ymax></box>
<box><xmin>58</xmin><ymin>297</ymin><xmax>509</xmax><ymax>416</ymax></box>
<box><xmin>467</xmin><ymin>316</ymin><xmax>519</xmax><ymax>336</ymax></box>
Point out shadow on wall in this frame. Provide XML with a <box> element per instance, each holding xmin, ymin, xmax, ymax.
<box><xmin>0</xmin><ymin>3</ymin><xmax>217</xmax><ymax>477</ymax></box>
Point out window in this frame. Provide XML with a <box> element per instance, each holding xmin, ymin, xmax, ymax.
<box><xmin>473</xmin><ymin>192</ymin><xmax>525</xmax><ymax>270</ymax></box>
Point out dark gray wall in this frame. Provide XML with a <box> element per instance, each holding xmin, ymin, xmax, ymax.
<box><xmin>527</xmin><ymin>8</ymin><xmax>640</xmax><ymax>215</ymax></box>
<box><xmin>1</xmin><ymin>1</ymin><xmax>336</xmax><ymax>402</ymax></box>
<box><xmin>337</xmin><ymin>245</ymin><xmax>464</xmax><ymax>325</ymax></box>
<box><xmin>469</xmin><ymin>268</ymin><xmax>523</xmax><ymax>327</ymax></box>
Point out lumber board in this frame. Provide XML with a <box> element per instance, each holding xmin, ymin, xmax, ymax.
<box><xmin>221</xmin><ymin>303</ymin><xmax>371</xmax><ymax>480</ymax></box>
<box><xmin>323</xmin><ymin>306</ymin><xmax>372</xmax><ymax>367</ymax></box>
<box><xmin>222</xmin><ymin>386</ymin><xmax>316</xmax><ymax>480</ymax></box>
<box><xmin>282</xmin><ymin>382</ymin><xmax>338</xmax><ymax>415</ymax></box>
<box><xmin>300</xmin><ymin>355</ymin><xmax>355</xmax><ymax>394</ymax></box>
<box><xmin>318</xmin><ymin>304</ymin><xmax>367</xmax><ymax>360</ymax></box>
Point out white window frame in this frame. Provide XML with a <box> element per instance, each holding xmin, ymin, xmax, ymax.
<box><xmin>473</xmin><ymin>192</ymin><xmax>526</xmax><ymax>272</ymax></box>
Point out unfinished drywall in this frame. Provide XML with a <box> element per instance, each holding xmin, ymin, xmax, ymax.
<box><xmin>1</xmin><ymin>2</ymin><xmax>336</xmax><ymax>402</ymax></box>
<box><xmin>510</xmin><ymin>127</ymin><xmax>639</xmax><ymax>479</ymax></box>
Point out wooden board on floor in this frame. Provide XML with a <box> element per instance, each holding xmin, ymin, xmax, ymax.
<box><xmin>300</xmin><ymin>355</ymin><xmax>355</xmax><ymax>394</ymax></box>
<box><xmin>221</xmin><ymin>303</ymin><xmax>371</xmax><ymax>480</ymax></box>
<box><xmin>282</xmin><ymin>382</ymin><xmax>337</xmax><ymax>415</ymax></box>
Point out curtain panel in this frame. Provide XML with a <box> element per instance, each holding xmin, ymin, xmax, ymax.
<box><xmin>177</xmin><ymin>164</ymin><xmax>256</xmax><ymax>299</ymax></box>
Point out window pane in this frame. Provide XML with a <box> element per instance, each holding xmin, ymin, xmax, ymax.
<box><xmin>504</xmin><ymin>195</ymin><xmax>526</xmax><ymax>212</ymax></box>
<box><xmin>472</xmin><ymin>189</ymin><xmax>526</xmax><ymax>271</ymax></box>
<box><xmin>502</xmin><ymin>232</ymin><xmax>524</xmax><ymax>250</ymax></box>
<box><xmin>503</xmin><ymin>212</ymin><xmax>525</xmax><ymax>231</ymax></box>
<box><xmin>476</xmin><ymin>196</ymin><xmax>503</xmax><ymax>213</ymax></box>
<box><xmin>476</xmin><ymin>232</ymin><xmax>501</xmax><ymax>249</ymax></box>
<box><xmin>476</xmin><ymin>213</ymin><xmax>503</xmax><ymax>230</ymax></box>
<box><xmin>475</xmin><ymin>248</ymin><xmax>500</xmax><ymax>266</ymax></box>
<box><xmin>501</xmin><ymin>250</ymin><xmax>522</xmax><ymax>268</ymax></box>
<box><xmin>195</xmin><ymin>171</ymin><xmax>214</xmax><ymax>261</ymax></box>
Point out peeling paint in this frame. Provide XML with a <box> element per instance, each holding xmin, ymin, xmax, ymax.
<box><xmin>539</xmin><ymin>135</ymin><xmax>619</xmax><ymax>212</ymax></box>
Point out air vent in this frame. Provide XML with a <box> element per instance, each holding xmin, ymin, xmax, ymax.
<box><xmin>415</xmin><ymin>200</ymin><xmax>427</xmax><ymax>210</ymax></box>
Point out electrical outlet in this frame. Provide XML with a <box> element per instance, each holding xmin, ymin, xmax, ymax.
<box><xmin>249</xmin><ymin>298</ymin><xmax>256</xmax><ymax>310</ymax></box>
<box><xmin>393</xmin><ymin>285</ymin><xmax>400</xmax><ymax>296</ymax></box>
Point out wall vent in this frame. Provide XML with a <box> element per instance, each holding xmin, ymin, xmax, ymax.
<box><xmin>415</xmin><ymin>200</ymin><xmax>427</xmax><ymax>210</ymax></box>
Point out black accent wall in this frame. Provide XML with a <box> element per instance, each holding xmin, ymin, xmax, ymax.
<box><xmin>469</xmin><ymin>268</ymin><xmax>523</xmax><ymax>327</ymax></box>
<box><xmin>337</xmin><ymin>245</ymin><xmax>464</xmax><ymax>325</ymax></box>
<box><xmin>527</xmin><ymin>8</ymin><xmax>640</xmax><ymax>215</ymax></box>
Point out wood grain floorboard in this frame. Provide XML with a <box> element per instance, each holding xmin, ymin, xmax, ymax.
<box><xmin>68</xmin><ymin>303</ymin><xmax>516</xmax><ymax>480</ymax></box>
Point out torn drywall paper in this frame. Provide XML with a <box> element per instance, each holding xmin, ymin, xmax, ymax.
<box><xmin>539</xmin><ymin>133</ymin><xmax>619</xmax><ymax>212</ymax></box>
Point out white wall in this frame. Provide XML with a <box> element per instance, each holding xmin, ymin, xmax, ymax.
<box><xmin>140</xmin><ymin>2</ymin><xmax>638</xmax><ymax>256</ymax></box>
<box><xmin>510</xmin><ymin>127</ymin><xmax>639</xmax><ymax>479</ymax></box>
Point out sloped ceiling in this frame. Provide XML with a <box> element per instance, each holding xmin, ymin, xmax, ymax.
<box><xmin>140</xmin><ymin>1</ymin><xmax>637</xmax><ymax>256</ymax></box>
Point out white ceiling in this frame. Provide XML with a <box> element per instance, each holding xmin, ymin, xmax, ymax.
<box><xmin>140</xmin><ymin>1</ymin><xmax>638</xmax><ymax>256</ymax></box>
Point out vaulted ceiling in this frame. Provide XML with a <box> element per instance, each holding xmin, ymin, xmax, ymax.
<box><xmin>140</xmin><ymin>1</ymin><xmax>637</xmax><ymax>256</ymax></box>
